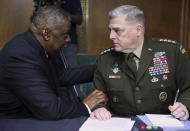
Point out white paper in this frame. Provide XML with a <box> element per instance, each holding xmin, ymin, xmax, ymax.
<box><xmin>79</xmin><ymin>117</ymin><xmax>135</xmax><ymax>131</ymax></box>
<box><xmin>146</xmin><ymin>114</ymin><xmax>184</xmax><ymax>127</ymax></box>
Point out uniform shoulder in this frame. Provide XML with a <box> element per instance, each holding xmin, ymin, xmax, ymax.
<box><xmin>151</xmin><ymin>37</ymin><xmax>179</xmax><ymax>45</ymax></box>
<box><xmin>100</xmin><ymin>47</ymin><xmax>115</xmax><ymax>55</ymax></box>
<box><xmin>151</xmin><ymin>37</ymin><xmax>186</xmax><ymax>54</ymax></box>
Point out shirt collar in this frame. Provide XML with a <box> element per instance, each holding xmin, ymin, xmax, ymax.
<box><xmin>133</xmin><ymin>38</ymin><xmax>144</xmax><ymax>59</ymax></box>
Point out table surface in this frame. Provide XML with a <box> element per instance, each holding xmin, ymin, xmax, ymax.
<box><xmin>137</xmin><ymin>115</ymin><xmax>190</xmax><ymax>131</ymax></box>
<box><xmin>0</xmin><ymin>116</ymin><xmax>189</xmax><ymax>131</ymax></box>
<box><xmin>0</xmin><ymin>116</ymin><xmax>87</xmax><ymax>131</ymax></box>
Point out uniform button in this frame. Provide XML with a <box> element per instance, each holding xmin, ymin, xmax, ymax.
<box><xmin>112</xmin><ymin>96</ymin><xmax>119</xmax><ymax>103</ymax></box>
<box><xmin>161</xmin><ymin>84</ymin><xmax>164</xmax><ymax>88</ymax></box>
<box><xmin>137</xmin><ymin>99</ymin><xmax>142</xmax><ymax>104</ymax></box>
<box><xmin>135</xmin><ymin>87</ymin><xmax>140</xmax><ymax>91</ymax></box>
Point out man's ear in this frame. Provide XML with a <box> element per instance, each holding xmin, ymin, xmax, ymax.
<box><xmin>42</xmin><ymin>28</ymin><xmax>50</xmax><ymax>41</ymax></box>
<box><xmin>136</xmin><ymin>24</ymin><xmax>144</xmax><ymax>36</ymax></box>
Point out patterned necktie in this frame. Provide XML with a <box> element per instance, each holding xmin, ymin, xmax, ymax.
<box><xmin>126</xmin><ymin>53</ymin><xmax>138</xmax><ymax>78</ymax></box>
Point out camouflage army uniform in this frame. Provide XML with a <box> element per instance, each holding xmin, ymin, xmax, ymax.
<box><xmin>93</xmin><ymin>36</ymin><xmax>190</xmax><ymax>116</ymax></box>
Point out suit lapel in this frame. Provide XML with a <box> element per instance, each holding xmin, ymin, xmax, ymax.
<box><xmin>136</xmin><ymin>37</ymin><xmax>155</xmax><ymax>83</ymax></box>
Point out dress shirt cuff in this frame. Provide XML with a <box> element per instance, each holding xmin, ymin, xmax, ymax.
<box><xmin>85</xmin><ymin>104</ymin><xmax>92</xmax><ymax>114</ymax></box>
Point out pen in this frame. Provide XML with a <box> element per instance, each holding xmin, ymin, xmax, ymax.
<box><xmin>171</xmin><ymin>89</ymin><xmax>180</xmax><ymax>117</ymax></box>
<box><xmin>173</xmin><ymin>89</ymin><xmax>179</xmax><ymax>105</ymax></box>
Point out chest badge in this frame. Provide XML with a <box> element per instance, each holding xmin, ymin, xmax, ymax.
<box><xmin>159</xmin><ymin>92</ymin><xmax>167</xmax><ymax>102</ymax></box>
<box><xmin>112</xmin><ymin>62</ymin><xmax>120</xmax><ymax>74</ymax></box>
<box><xmin>151</xmin><ymin>76</ymin><xmax>159</xmax><ymax>82</ymax></box>
<box><xmin>163</xmin><ymin>75</ymin><xmax>168</xmax><ymax>80</ymax></box>
<box><xmin>109</xmin><ymin>62</ymin><xmax>121</xmax><ymax>79</ymax></box>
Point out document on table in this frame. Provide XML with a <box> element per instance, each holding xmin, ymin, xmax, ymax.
<box><xmin>145</xmin><ymin>114</ymin><xmax>184</xmax><ymax>127</ymax></box>
<box><xmin>79</xmin><ymin>117</ymin><xmax>135</xmax><ymax>131</ymax></box>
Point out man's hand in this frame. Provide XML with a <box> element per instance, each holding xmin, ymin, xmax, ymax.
<box><xmin>82</xmin><ymin>89</ymin><xmax>108</xmax><ymax>109</ymax></box>
<box><xmin>90</xmin><ymin>107</ymin><xmax>111</xmax><ymax>120</ymax></box>
<box><xmin>168</xmin><ymin>102</ymin><xmax>189</xmax><ymax>120</ymax></box>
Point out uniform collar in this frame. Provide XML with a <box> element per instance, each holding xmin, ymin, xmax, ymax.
<box><xmin>133</xmin><ymin>38</ymin><xmax>144</xmax><ymax>59</ymax></box>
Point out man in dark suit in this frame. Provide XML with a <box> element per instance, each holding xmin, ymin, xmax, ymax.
<box><xmin>0</xmin><ymin>5</ymin><xmax>107</xmax><ymax>120</ymax></box>
<box><xmin>91</xmin><ymin>5</ymin><xmax>190</xmax><ymax>121</ymax></box>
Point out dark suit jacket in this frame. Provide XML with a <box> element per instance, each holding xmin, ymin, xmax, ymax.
<box><xmin>0</xmin><ymin>30</ymin><xmax>94</xmax><ymax>120</ymax></box>
<box><xmin>94</xmin><ymin>36</ymin><xmax>190</xmax><ymax>116</ymax></box>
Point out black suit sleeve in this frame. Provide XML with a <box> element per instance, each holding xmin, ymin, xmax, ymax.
<box><xmin>2</xmin><ymin>46</ymin><xmax>89</xmax><ymax>120</ymax></box>
<box><xmin>54</xmin><ymin>55</ymin><xmax>95</xmax><ymax>86</ymax></box>
<box><xmin>59</xmin><ymin>65</ymin><xmax>95</xmax><ymax>86</ymax></box>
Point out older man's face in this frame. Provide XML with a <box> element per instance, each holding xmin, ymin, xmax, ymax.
<box><xmin>47</xmin><ymin>19</ymin><xmax>71</xmax><ymax>53</ymax></box>
<box><xmin>109</xmin><ymin>15</ymin><xmax>140</xmax><ymax>54</ymax></box>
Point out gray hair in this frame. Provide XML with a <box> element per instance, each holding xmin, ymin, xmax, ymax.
<box><xmin>31</xmin><ymin>5</ymin><xmax>70</xmax><ymax>30</ymax></box>
<box><xmin>108</xmin><ymin>5</ymin><xmax>145</xmax><ymax>28</ymax></box>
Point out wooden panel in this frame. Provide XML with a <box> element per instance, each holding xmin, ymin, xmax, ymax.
<box><xmin>87</xmin><ymin>0</ymin><xmax>127</xmax><ymax>54</ymax></box>
<box><xmin>180</xmin><ymin>0</ymin><xmax>190</xmax><ymax>55</ymax></box>
<box><xmin>0</xmin><ymin>0</ymin><xmax>34</xmax><ymax>49</ymax></box>
<box><xmin>87</xmin><ymin>0</ymin><xmax>183</xmax><ymax>55</ymax></box>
